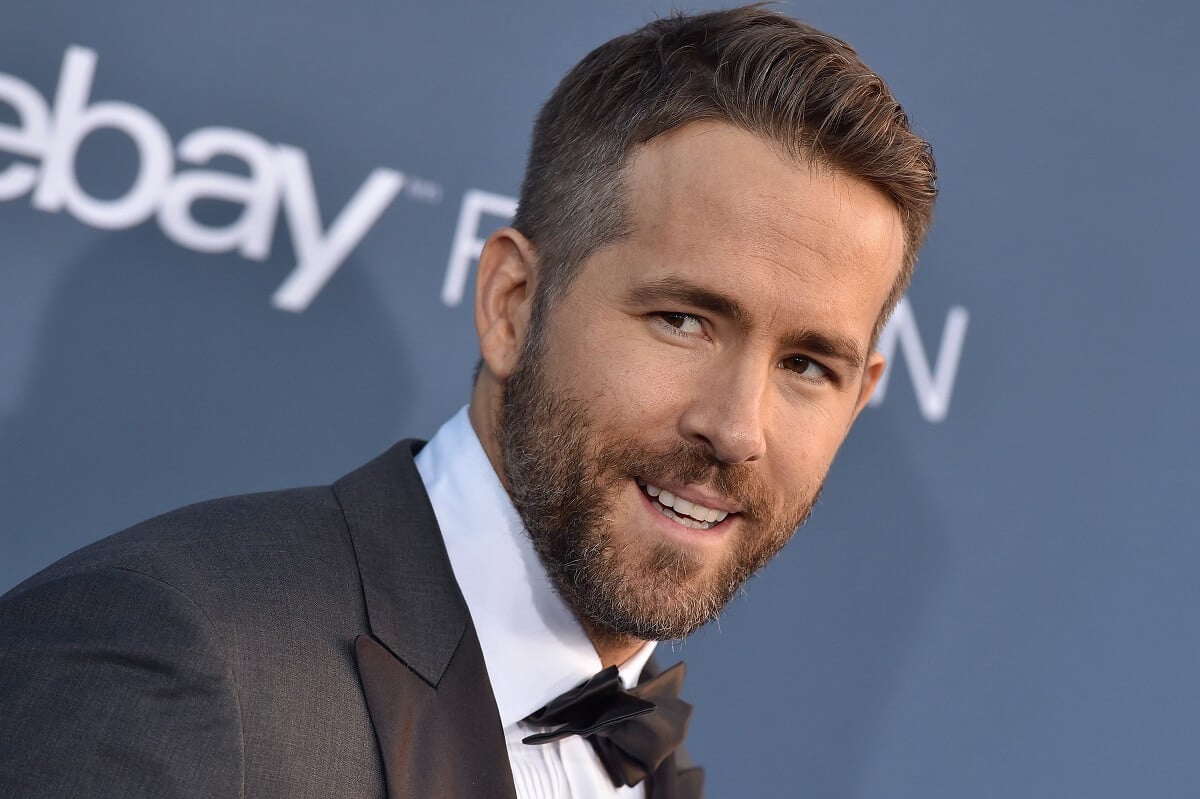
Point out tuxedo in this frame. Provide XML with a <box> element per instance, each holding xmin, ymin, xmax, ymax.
<box><xmin>0</xmin><ymin>440</ymin><xmax>703</xmax><ymax>798</ymax></box>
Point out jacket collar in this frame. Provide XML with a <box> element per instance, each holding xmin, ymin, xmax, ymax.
<box><xmin>332</xmin><ymin>439</ymin><xmax>468</xmax><ymax>687</ymax></box>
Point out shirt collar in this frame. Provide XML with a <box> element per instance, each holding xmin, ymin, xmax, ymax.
<box><xmin>415</xmin><ymin>406</ymin><xmax>655</xmax><ymax>727</ymax></box>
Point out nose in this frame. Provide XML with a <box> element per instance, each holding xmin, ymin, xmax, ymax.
<box><xmin>677</xmin><ymin>360</ymin><xmax>769</xmax><ymax>464</ymax></box>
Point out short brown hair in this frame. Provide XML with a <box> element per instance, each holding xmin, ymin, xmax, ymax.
<box><xmin>513</xmin><ymin>4</ymin><xmax>937</xmax><ymax>348</ymax></box>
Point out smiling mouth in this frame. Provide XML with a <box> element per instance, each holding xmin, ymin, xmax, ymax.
<box><xmin>636</xmin><ymin>479</ymin><xmax>733</xmax><ymax>531</ymax></box>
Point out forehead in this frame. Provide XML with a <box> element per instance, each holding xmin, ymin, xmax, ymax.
<box><xmin>599</xmin><ymin>121</ymin><xmax>904</xmax><ymax>346</ymax></box>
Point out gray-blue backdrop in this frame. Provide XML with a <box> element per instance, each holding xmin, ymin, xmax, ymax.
<box><xmin>3</xmin><ymin>1</ymin><xmax>1197</xmax><ymax>796</ymax></box>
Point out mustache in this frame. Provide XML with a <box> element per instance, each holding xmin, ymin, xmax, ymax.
<box><xmin>600</xmin><ymin>438</ymin><xmax>773</xmax><ymax>523</ymax></box>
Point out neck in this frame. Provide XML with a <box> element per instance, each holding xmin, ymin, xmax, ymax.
<box><xmin>468</xmin><ymin>383</ymin><xmax>507</xmax><ymax>490</ymax></box>
<box><xmin>583</xmin><ymin>621</ymin><xmax>648</xmax><ymax>670</ymax></box>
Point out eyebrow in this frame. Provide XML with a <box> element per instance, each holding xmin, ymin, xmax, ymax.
<box><xmin>625</xmin><ymin>276</ymin><xmax>866</xmax><ymax>371</ymax></box>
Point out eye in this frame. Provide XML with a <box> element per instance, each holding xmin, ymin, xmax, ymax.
<box><xmin>656</xmin><ymin>312</ymin><xmax>704</xmax><ymax>336</ymax></box>
<box><xmin>781</xmin><ymin>355</ymin><xmax>831</xmax><ymax>382</ymax></box>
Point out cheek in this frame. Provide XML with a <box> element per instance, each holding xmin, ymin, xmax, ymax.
<box><xmin>606</xmin><ymin>360</ymin><xmax>694</xmax><ymax>438</ymax></box>
<box><xmin>553</xmin><ymin>323</ymin><xmax>695</xmax><ymax>424</ymax></box>
<box><xmin>765</xmin><ymin>403</ymin><xmax>849</xmax><ymax>488</ymax></box>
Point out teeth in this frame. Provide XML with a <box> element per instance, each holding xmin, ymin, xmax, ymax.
<box><xmin>654</xmin><ymin>501</ymin><xmax>713</xmax><ymax>529</ymax></box>
<box><xmin>642</xmin><ymin>482</ymin><xmax>731</xmax><ymax>525</ymax></box>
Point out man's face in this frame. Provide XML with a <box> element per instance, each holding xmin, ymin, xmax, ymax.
<box><xmin>499</xmin><ymin>121</ymin><xmax>904</xmax><ymax>642</ymax></box>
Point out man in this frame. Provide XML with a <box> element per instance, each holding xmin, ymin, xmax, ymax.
<box><xmin>0</xmin><ymin>6</ymin><xmax>935</xmax><ymax>798</ymax></box>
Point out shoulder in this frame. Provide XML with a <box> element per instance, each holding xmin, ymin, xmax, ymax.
<box><xmin>0</xmin><ymin>564</ymin><xmax>246</xmax><ymax>798</ymax></box>
<box><xmin>0</xmin><ymin>565</ymin><xmax>234</xmax><ymax>677</ymax></box>
<box><xmin>9</xmin><ymin>485</ymin><xmax>341</xmax><ymax>587</ymax></box>
<box><xmin>2</xmin><ymin>484</ymin><xmax>364</xmax><ymax>640</ymax></box>
<box><xmin>0</xmin><ymin>458</ymin><xmax>427</xmax><ymax>797</ymax></box>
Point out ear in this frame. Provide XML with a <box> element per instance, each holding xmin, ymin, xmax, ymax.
<box><xmin>474</xmin><ymin>227</ymin><xmax>538</xmax><ymax>381</ymax></box>
<box><xmin>848</xmin><ymin>351</ymin><xmax>886</xmax><ymax>428</ymax></box>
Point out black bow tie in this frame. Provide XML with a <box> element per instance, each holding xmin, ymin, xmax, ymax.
<box><xmin>522</xmin><ymin>662</ymin><xmax>693</xmax><ymax>789</ymax></box>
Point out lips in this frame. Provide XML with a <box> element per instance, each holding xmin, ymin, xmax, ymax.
<box><xmin>636</xmin><ymin>479</ymin><xmax>734</xmax><ymax>530</ymax></box>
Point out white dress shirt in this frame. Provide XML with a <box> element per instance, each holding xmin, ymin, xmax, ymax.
<box><xmin>415</xmin><ymin>406</ymin><xmax>656</xmax><ymax>799</ymax></box>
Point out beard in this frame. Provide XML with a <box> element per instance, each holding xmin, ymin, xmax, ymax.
<box><xmin>498</xmin><ymin>316</ymin><xmax>823</xmax><ymax>643</ymax></box>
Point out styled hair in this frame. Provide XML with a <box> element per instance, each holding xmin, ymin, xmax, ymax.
<box><xmin>512</xmin><ymin>4</ymin><xmax>937</xmax><ymax>347</ymax></box>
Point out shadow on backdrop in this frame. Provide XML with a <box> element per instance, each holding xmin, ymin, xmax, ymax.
<box><xmin>0</xmin><ymin>229</ymin><xmax>412</xmax><ymax>592</ymax></box>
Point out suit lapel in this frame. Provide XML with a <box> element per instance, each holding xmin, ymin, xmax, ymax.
<box><xmin>355</xmin><ymin>632</ymin><xmax>516</xmax><ymax>798</ymax></box>
<box><xmin>334</xmin><ymin>440</ymin><xmax>464</xmax><ymax>685</ymax></box>
<box><xmin>335</xmin><ymin>441</ymin><xmax>516</xmax><ymax>799</ymax></box>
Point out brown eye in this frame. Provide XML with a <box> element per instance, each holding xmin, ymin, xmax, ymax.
<box><xmin>782</xmin><ymin>356</ymin><xmax>829</xmax><ymax>380</ymax></box>
<box><xmin>658</xmin><ymin>313</ymin><xmax>703</xmax><ymax>334</ymax></box>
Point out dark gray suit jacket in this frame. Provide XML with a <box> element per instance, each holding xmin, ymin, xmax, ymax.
<box><xmin>0</xmin><ymin>441</ymin><xmax>703</xmax><ymax>798</ymax></box>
